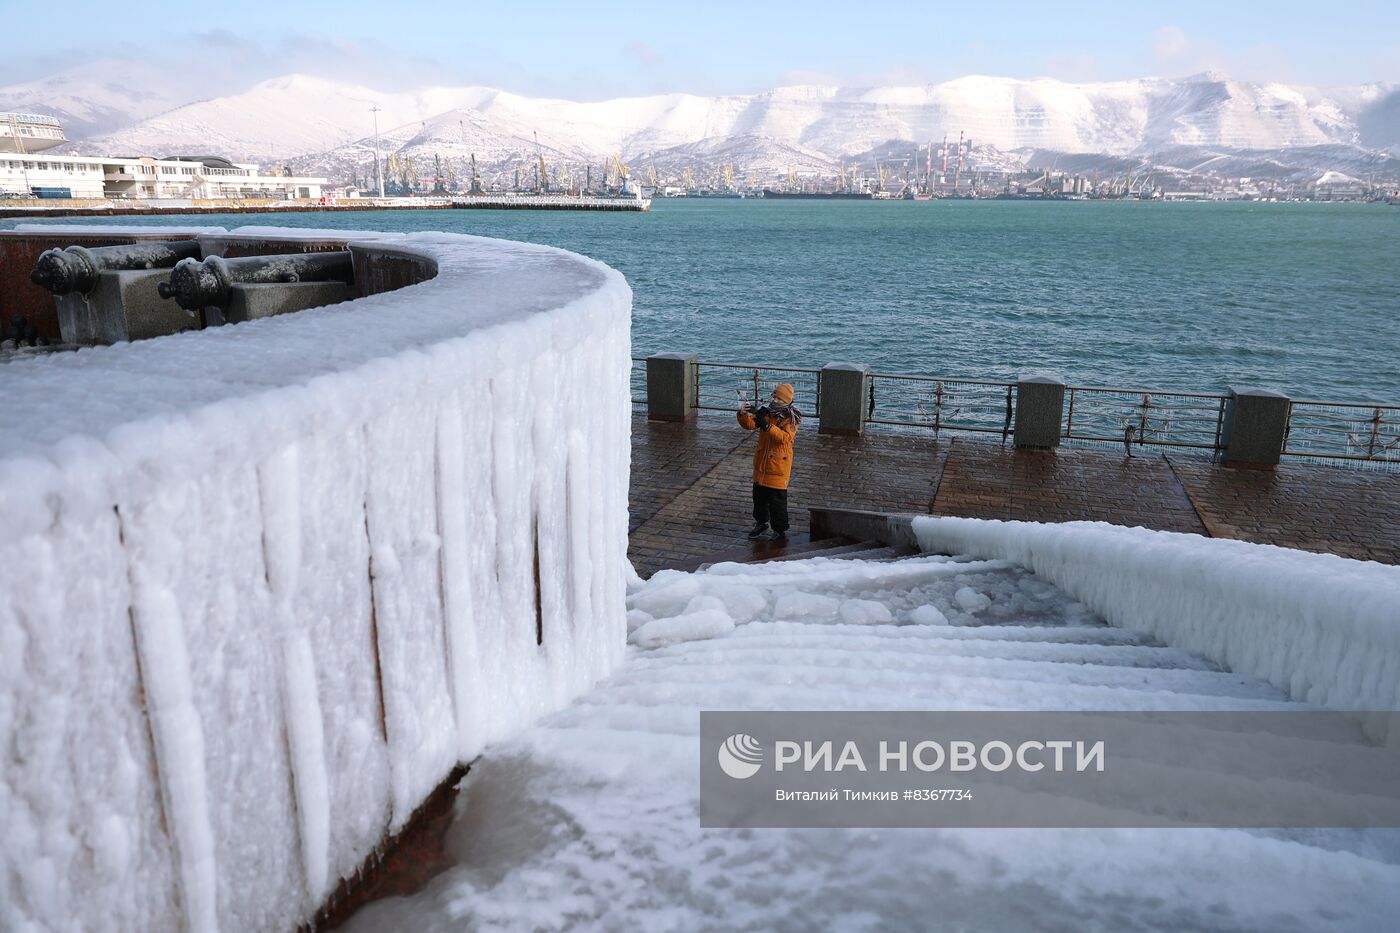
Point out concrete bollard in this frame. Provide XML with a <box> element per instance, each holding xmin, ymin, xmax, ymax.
<box><xmin>55</xmin><ymin>269</ymin><xmax>195</xmax><ymax>344</ymax></box>
<box><xmin>224</xmin><ymin>281</ymin><xmax>355</xmax><ymax>323</ymax></box>
<box><xmin>646</xmin><ymin>352</ymin><xmax>698</xmax><ymax>422</ymax></box>
<box><xmin>819</xmin><ymin>362</ymin><xmax>870</xmax><ymax>436</ymax></box>
<box><xmin>1014</xmin><ymin>374</ymin><xmax>1066</xmax><ymax>449</ymax></box>
<box><xmin>1221</xmin><ymin>388</ymin><xmax>1290</xmax><ymax>469</ymax></box>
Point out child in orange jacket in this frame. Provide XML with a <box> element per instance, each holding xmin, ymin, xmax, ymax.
<box><xmin>737</xmin><ymin>382</ymin><xmax>802</xmax><ymax>540</ymax></box>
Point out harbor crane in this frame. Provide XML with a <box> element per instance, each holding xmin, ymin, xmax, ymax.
<box><xmin>954</xmin><ymin>130</ymin><xmax>965</xmax><ymax>191</ymax></box>
<box><xmin>534</xmin><ymin>131</ymin><xmax>548</xmax><ymax>193</ymax></box>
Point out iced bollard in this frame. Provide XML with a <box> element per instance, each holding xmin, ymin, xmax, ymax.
<box><xmin>1014</xmin><ymin>374</ymin><xmax>1066</xmax><ymax>449</ymax></box>
<box><xmin>646</xmin><ymin>353</ymin><xmax>698</xmax><ymax>422</ymax></box>
<box><xmin>1222</xmin><ymin>388</ymin><xmax>1291</xmax><ymax>469</ymax></box>
<box><xmin>819</xmin><ymin>363</ymin><xmax>870</xmax><ymax>436</ymax></box>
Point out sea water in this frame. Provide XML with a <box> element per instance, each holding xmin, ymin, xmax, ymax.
<box><xmin>8</xmin><ymin>199</ymin><xmax>1397</xmax><ymax>400</ymax></box>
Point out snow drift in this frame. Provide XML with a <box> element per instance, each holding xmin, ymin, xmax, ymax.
<box><xmin>0</xmin><ymin>226</ymin><xmax>632</xmax><ymax>932</ymax></box>
<box><xmin>913</xmin><ymin>517</ymin><xmax>1400</xmax><ymax>711</ymax></box>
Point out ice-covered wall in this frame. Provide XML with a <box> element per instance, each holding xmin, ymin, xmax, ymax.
<box><xmin>912</xmin><ymin>518</ymin><xmax>1400</xmax><ymax>711</ymax></box>
<box><xmin>0</xmin><ymin>227</ymin><xmax>632</xmax><ymax>932</ymax></box>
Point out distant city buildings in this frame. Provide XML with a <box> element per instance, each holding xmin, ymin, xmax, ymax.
<box><xmin>1</xmin><ymin>112</ymin><xmax>328</xmax><ymax>201</ymax></box>
<box><xmin>1</xmin><ymin>152</ymin><xmax>328</xmax><ymax>200</ymax></box>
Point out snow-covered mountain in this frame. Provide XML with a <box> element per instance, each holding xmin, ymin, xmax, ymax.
<box><xmin>0</xmin><ymin>60</ymin><xmax>187</xmax><ymax>140</ymax></box>
<box><xmin>6</xmin><ymin>69</ymin><xmax>1397</xmax><ymax>179</ymax></box>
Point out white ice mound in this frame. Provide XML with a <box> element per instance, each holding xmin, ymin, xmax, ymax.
<box><xmin>839</xmin><ymin>598</ymin><xmax>894</xmax><ymax>625</ymax></box>
<box><xmin>914</xmin><ymin>517</ymin><xmax>1400</xmax><ymax>710</ymax></box>
<box><xmin>954</xmin><ymin>586</ymin><xmax>992</xmax><ymax>612</ymax></box>
<box><xmin>629</xmin><ymin>609</ymin><xmax>736</xmax><ymax>648</ymax></box>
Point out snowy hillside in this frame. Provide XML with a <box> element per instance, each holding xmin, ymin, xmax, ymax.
<box><xmin>7</xmin><ymin>69</ymin><xmax>1397</xmax><ymax>176</ymax></box>
<box><xmin>0</xmin><ymin>60</ymin><xmax>186</xmax><ymax>139</ymax></box>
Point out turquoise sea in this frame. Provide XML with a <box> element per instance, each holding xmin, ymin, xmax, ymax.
<box><xmin>8</xmin><ymin>200</ymin><xmax>1398</xmax><ymax>400</ymax></box>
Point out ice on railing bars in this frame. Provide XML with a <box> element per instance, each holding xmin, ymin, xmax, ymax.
<box><xmin>0</xmin><ymin>227</ymin><xmax>632</xmax><ymax>933</ymax></box>
<box><xmin>913</xmin><ymin>517</ymin><xmax>1400</xmax><ymax>711</ymax></box>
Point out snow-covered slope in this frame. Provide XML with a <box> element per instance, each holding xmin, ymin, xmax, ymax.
<box><xmin>0</xmin><ymin>60</ymin><xmax>186</xmax><ymax>139</ymax></box>
<box><xmin>22</xmin><ymin>71</ymin><xmax>1393</xmax><ymax>164</ymax></box>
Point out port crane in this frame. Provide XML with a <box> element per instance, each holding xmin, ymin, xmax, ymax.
<box><xmin>534</xmin><ymin>132</ymin><xmax>548</xmax><ymax>193</ymax></box>
<box><xmin>953</xmin><ymin>130</ymin><xmax>965</xmax><ymax>192</ymax></box>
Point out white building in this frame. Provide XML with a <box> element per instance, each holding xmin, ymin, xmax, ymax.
<box><xmin>1312</xmin><ymin>170</ymin><xmax>1368</xmax><ymax>201</ymax></box>
<box><xmin>1</xmin><ymin>152</ymin><xmax>327</xmax><ymax>200</ymax></box>
<box><xmin>1</xmin><ymin>112</ymin><xmax>327</xmax><ymax>200</ymax></box>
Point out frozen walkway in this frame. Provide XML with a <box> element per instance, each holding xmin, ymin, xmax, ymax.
<box><xmin>628</xmin><ymin>414</ymin><xmax>1400</xmax><ymax>576</ymax></box>
<box><xmin>341</xmin><ymin>547</ymin><xmax>1400</xmax><ymax>932</ymax></box>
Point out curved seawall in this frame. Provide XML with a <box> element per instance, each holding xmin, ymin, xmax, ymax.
<box><xmin>0</xmin><ymin>227</ymin><xmax>633</xmax><ymax>931</ymax></box>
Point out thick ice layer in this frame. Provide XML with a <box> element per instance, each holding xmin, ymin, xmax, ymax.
<box><xmin>913</xmin><ymin>518</ymin><xmax>1400</xmax><ymax>711</ymax></box>
<box><xmin>345</xmin><ymin>554</ymin><xmax>1398</xmax><ymax>931</ymax></box>
<box><xmin>0</xmin><ymin>226</ymin><xmax>632</xmax><ymax>932</ymax></box>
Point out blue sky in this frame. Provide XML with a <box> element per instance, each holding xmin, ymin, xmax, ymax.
<box><xmin>6</xmin><ymin>0</ymin><xmax>1397</xmax><ymax>96</ymax></box>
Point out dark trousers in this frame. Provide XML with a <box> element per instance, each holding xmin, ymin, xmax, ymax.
<box><xmin>752</xmin><ymin>483</ymin><xmax>789</xmax><ymax>533</ymax></box>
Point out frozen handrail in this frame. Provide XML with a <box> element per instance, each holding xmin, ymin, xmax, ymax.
<box><xmin>631</xmin><ymin>356</ymin><xmax>1398</xmax><ymax>468</ymax></box>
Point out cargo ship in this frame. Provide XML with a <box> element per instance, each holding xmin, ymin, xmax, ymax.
<box><xmin>761</xmin><ymin>189</ymin><xmax>874</xmax><ymax>200</ymax></box>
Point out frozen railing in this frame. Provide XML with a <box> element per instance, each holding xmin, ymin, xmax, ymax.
<box><xmin>1062</xmin><ymin>385</ymin><xmax>1228</xmax><ymax>454</ymax></box>
<box><xmin>630</xmin><ymin>356</ymin><xmax>648</xmax><ymax>407</ymax></box>
<box><xmin>868</xmin><ymin>372</ymin><xmax>1015</xmax><ymax>439</ymax></box>
<box><xmin>1284</xmin><ymin>400</ymin><xmax>1400</xmax><ymax>465</ymax></box>
<box><xmin>693</xmin><ymin>360</ymin><xmax>822</xmax><ymax>415</ymax></box>
<box><xmin>633</xmin><ymin>356</ymin><xmax>1397</xmax><ymax>470</ymax></box>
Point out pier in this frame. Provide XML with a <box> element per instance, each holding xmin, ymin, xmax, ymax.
<box><xmin>0</xmin><ymin>194</ymin><xmax>649</xmax><ymax>220</ymax></box>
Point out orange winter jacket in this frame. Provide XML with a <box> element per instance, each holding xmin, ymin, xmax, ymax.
<box><xmin>737</xmin><ymin>385</ymin><xmax>799</xmax><ymax>490</ymax></box>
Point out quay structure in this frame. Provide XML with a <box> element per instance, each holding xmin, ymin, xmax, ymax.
<box><xmin>1</xmin><ymin>225</ymin><xmax>1398</xmax><ymax>931</ymax></box>
<box><xmin>0</xmin><ymin>225</ymin><xmax>632</xmax><ymax>931</ymax></box>
<box><xmin>0</xmin><ymin>193</ymin><xmax>651</xmax><ymax>220</ymax></box>
<box><xmin>0</xmin><ymin>113</ymin><xmax>647</xmax><ymax>217</ymax></box>
<box><xmin>629</xmin><ymin>353</ymin><xmax>1400</xmax><ymax>575</ymax></box>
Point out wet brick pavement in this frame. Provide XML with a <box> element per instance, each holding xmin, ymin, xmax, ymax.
<box><xmin>628</xmin><ymin>413</ymin><xmax>1400</xmax><ymax>576</ymax></box>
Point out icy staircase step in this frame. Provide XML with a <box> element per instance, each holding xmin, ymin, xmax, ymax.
<box><xmin>761</xmin><ymin>540</ymin><xmax>887</xmax><ymax>562</ymax></box>
<box><xmin>823</xmin><ymin>544</ymin><xmax>923</xmax><ymax>561</ymax></box>
<box><xmin>679</xmin><ymin>534</ymin><xmax>869</xmax><ymax>573</ymax></box>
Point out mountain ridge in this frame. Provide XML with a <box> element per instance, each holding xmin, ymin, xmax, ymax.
<box><xmin>4</xmin><ymin>69</ymin><xmax>1397</xmax><ymax>181</ymax></box>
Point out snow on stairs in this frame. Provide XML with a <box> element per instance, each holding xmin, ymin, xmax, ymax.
<box><xmin>347</xmin><ymin>524</ymin><xmax>1400</xmax><ymax>928</ymax></box>
<box><xmin>630</xmin><ymin>543</ymin><xmax>1300</xmax><ymax>710</ymax></box>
